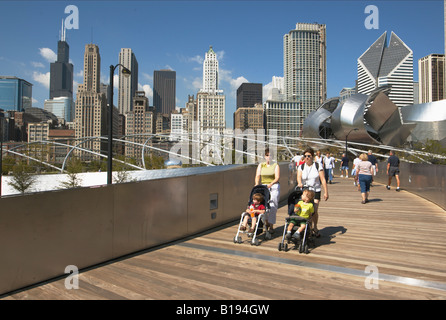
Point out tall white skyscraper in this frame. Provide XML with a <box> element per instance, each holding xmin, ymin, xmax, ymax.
<box><xmin>118</xmin><ymin>48</ymin><xmax>138</xmax><ymax>115</ymax></box>
<box><xmin>357</xmin><ymin>31</ymin><xmax>413</xmax><ymax>107</ymax></box>
<box><xmin>202</xmin><ymin>46</ymin><xmax>220</xmax><ymax>94</ymax></box>
<box><xmin>197</xmin><ymin>46</ymin><xmax>226</xmax><ymax>135</ymax></box>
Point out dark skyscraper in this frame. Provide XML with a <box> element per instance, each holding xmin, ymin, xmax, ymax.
<box><xmin>153</xmin><ymin>70</ymin><xmax>176</xmax><ymax>114</ymax></box>
<box><xmin>50</xmin><ymin>25</ymin><xmax>73</xmax><ymax>99</ymax></box>
<box><xmin>236</xmin><ymin>83</ymin><xmax>262</xmax><ymax>109</ymax></box>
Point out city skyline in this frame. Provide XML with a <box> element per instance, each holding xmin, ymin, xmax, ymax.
<box><xmin>0</xmin><ymin>0</ymin><xmax>444</xmax><ymax>128</ymax></box>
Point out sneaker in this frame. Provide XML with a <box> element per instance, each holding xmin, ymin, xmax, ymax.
<box><xmin>240</xmin><ymin>225</ymin><xmax>246</xmax><ymax>231</ymax></box>
<box><xmin>292</xmin><ymin>232</ymin><xmax>301</xmax><ymax>241</ymax></box>
<box><xmin>386</xmin><ymin>186</ymin><xmax>390</xmax><ymax>190</ymax></box>
<box><xmin>396</xmin><ymin>187</ymin><xmax>400</xmax><ymax>192</ymax></box>
<box><xmin>285</xmin><ymin>232</ymin><xmax>291</xmax><ymax>240</ymax></box>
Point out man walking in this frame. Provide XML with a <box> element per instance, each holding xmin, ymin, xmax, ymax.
<box><xmin>386</xmin><ymin>150</ymin><xmax>400</xmax><ymax>191</ymax></box>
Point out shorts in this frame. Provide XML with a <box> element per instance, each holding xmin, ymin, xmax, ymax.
<box><xmin>290</xmin><ymin>217</ymin><xmax>308</xmax><ymax>226</ymax></box>
<box><xmin>358</xmin><ymin>174</ymin><xmax>372</xmax><ymax>193</ymax></box>
<box><xmin>341</xmin><ymin>166</ymin><xmax>349</xmax><ymax>171</ymax></box>
<box><xmin>314</xmin><ymin>191</ymin><xmax>321</xmax><ymax>200</ymax></box>
<box><xmin>388</xmin><ymin>167</ymin><xmax>399</xmax><ymax>177</ymax></box>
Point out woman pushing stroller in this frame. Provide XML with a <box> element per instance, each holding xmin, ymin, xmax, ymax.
<box><xmin>297</xmin><ymin>147</ymin><xmax>329</xmax><ymax>237</ymax></box>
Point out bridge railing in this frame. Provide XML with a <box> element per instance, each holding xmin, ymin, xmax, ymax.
<box><xmin>371</xmin><ymin>161</ymin><xmax>446</xmax><ymax>210</ymax></box>
<box><xmin>0</xmin><ymin>163</ymin><xmax>296</xmax><ymax>296</ymax></box>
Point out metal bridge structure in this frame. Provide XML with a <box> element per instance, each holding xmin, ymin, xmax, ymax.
<box><xmin>2</xmin><ymin>132</ymin><xmax>445</xmax><ymax>174</ymax></box>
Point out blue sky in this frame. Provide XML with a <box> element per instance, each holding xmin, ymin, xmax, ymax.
<box><xmin>0</xmin><ymin>0</ymin><xmax>444</xmax><ymax>128</ymax></box>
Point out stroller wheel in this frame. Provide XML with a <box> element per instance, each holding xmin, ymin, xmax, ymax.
<box><xmin>234</xmin><ymin>236</ymin><xmax>242</xmax><ymax>244</ymax></box>
<box><xmin>304</xmin><ymin>244</ymin><xmax>309</xmax><ymax>254</ymax></box>
<box><xmin>278</xmin><ymin>242</ymin><xmax>283</xmax><ymax>251</ymax></box>
<box><xmin>252</xmin><ymin>238</ymin><xmax>259</xmax><ymax>246</ymax></box>
<box><xmin>284</xmin><ymin>242</ymin><xmax>288</xmax><ymax>252</ymax></box>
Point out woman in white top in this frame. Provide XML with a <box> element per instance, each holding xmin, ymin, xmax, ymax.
<box><xmin>297</xmin><ymin>147</ymin><xmax>329</xmax><ymax>237</ymax></box>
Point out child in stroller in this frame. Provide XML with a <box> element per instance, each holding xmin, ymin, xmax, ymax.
<box><xmin>278</xmin><ymin>188</ymin><xmax>315</xmax><ymax>253</ymax></box>
<box><xmin>240</xmin><ymin>193</ymin><xmax>266</xmax><ymax>233</ymax></box>
<box><xmin>234</xmin><ymin>185</ymin><xmax>271</xmax><ymax>246</ymax></box>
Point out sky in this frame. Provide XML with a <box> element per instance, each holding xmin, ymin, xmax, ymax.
<box><xmin>0</xmin><ymin>0</ymin><xmax>444</xmax><ymax>128</ymax></box>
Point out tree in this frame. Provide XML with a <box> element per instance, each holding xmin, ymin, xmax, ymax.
<box><xmin>7</xmin><ymin>163</ymin><xmax>36</xmax><ymax>194</ymax></box>
<box><xmin>59</xmin><ymin>157</ymin><xmax>83</xmax><ymax>189</ymax></box>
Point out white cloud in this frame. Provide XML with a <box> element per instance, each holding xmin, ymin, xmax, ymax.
<box><xmin>138</xmin><ymin>83</ymin><xmax>153</xmax><ymax>101</ymax></box>
<box><xmin>39</xmin><ymin>48</ymin><xmax>57</xmax><ymax>63</ymax></box>
<box><xmin>189</xmin><ymin>55</ymin><xmax>204</xmax><ymax>64</ymax></box>
<box><xmin>219</xmin><ymin>68</ymin><xmax>248</xmax><ymax>90</ymax></box>
<box><xmin>262</xmin><ymin>81</ymin><xmax>274</xmax><ymax>102</ymax></box>
<box><xmin>216</xmin><ymin>50</ymin><xmax>225</xmax><ymax>61</ymax></box>
<box><xmin>32</xmin><ymin>71</ymin><xmax>50</xmax><ymax>89</ymax></box>
<box><xmin>31</xmin><ymin>61</ymin><xmax>45</xmax><ymax>68</ymax></box>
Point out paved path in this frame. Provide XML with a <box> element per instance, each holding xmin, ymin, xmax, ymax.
<box><xmin>3</xmin><ymin>177</ymin><xmax>446</xmax><ymax>300</ymax></box>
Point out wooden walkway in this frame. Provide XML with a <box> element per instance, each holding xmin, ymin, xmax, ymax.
<box><xmin>3</xmin><ymin>177</ymin><xmax>446</xmax><ymax>300</ymax></box>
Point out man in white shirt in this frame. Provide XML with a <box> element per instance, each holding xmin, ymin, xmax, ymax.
<box><xmin>324</xmin><ymin>152</ymin><xmax>335</xmax><ymax>184</ymax></box>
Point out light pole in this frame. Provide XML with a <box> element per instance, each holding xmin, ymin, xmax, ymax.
<box><xmin>108</xmin><ymin>64</ymin><xmax>131</xmax><ymax>185</ymax></box>
<box><xmin>345</xmin><ymin>128</ymin><xmax>358</xmax><ymax>155</ymax></box>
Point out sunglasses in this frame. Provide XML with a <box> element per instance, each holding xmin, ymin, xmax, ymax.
<box><xmin>304</xmin><ymin>155</ymin><xmax>312</xmax><ymax>158</ymax></box>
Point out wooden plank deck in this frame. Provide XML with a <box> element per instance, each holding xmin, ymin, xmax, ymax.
<box><xmin>2</xmin><ymin>177</ymin><xmax>446</xmax><ymax>300</ymax></box>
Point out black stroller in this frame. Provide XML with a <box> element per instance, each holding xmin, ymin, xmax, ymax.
<box><xmin>278</xmin><ymin>187</ymin><xmax>315</xmax><ymax>253</ymax></box>
<box><xmin>233</xmin><ymin>185</ymin><xmax>272</xmax><ymax>246</ymax></box>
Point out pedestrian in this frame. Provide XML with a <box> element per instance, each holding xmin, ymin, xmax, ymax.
<box><xmin>386</xmin><ymin>150</ymin><xmax>400</xmax><ymax>191</ymax></box>
<box><xmin>356</xmin><ymin>153</ymin><xmax>373</xmax><ymax>204</ymax></box>
<box><xmin>255</xmin><ymin>148</ymin><xmax>280</xmax><ymax>233</ymax></box>
<box><xmin>340</xmin><ymin>153</ymin><xmax>349</xmax><ymax>178</ymax></box>
<box><xmin>367</xmin><ymin>150</ymin><xmax>378</xmax><ymax>176</ymax></box>
<box><xmin>324</xmin><ymin>152</ymin><xmax>335</xmax><ymax>184</ymax></box>
<box><xmin>351</xmin><ymin>155</ymin><xmax>360</xmax><ymax>188</ymax></box>
<box><xmin>297</xmin><ymin>147</ymin><xmax>329</xmax><ymax>237</ymax></box>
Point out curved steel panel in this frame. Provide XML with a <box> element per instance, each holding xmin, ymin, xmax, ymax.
<box><xmin>302</xmin><ymin>107</ymin><xmax>332</xmax><ymax>138</ymax></box>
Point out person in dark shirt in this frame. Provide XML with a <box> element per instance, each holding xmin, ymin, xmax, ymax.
<box><xmin>340</xmin><ymin>153</ymin><xmax>349</xmax><ymax>178</ymax></box>
<box><xmin>386</xmin><ymin>150</ymin><xmax>400</xmax><ymax>191</ymax></box>
<box><xmin>367</xmin><ymin>150</ymin><xmax>378</xmax><ymax>175</ymax></box>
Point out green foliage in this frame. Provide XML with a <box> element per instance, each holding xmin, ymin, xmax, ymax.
<box><xmin>7</xmin><ymin>163</ymin><xmax>36</xmax><ymax>194</ymax></box>
<box><xmin>60</xmin><ymin>157</ymin><xmax>83</xmax><ymax>189</ymax></box>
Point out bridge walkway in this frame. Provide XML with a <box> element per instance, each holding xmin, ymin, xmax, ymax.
<box><xmin>3</xmin><ymin>177</ymin><xmax>446</xmax><ymax>300</ymax></box>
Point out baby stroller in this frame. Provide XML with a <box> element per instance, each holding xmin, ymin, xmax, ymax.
<box><xmin>278</xmin><ymin>187</ymin><xmax>315</xmax><ymax>254</ymax></box>
<box><xmin>233</xmin><ymin>185</ymin><xmax>271</xmax><ymax>246</ymax></box>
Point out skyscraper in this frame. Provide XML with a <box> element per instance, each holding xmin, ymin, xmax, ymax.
<box><xmin>203</xmin><ymin>46</ymin><xmax>220</xmax><ymax>94</ymax></box>
<box><xmin>197</xmin><ymin>46</ymin><xmax>225</xmax><ymax>135</ymax></box>
<box><xmin>283</xmin><ymin>23</ymin><xmax>326</xmax><ymax>118</ymax></box>
<box><xmin>236</xmin><ymin>83</ymin><xmax>262</xmax><ymax>109</ymax></box>
<box><xmin>357</xmin><ymin>31</ymin><xmax>414</xmax><ymax>107</ymax></box>
<box><xmin>0</xmin><ymin>76</ymin><xmax>32</xmax><ymax>111</ymax></box>
<box><xmin>419</xmin><ymin>54</ymin><xmax>445</xmax><ymax>103</ymax></box>
<box><xmin>49</xmin><ymin>23</ymin><xmax>73</xmax><ymax>99</ymax></box>
<box><xmin>118</xmin><ymin>48</ymin><xmax>138</xmax><ymax>115</ymax></box>
<box><xmin>153</xmin><ymin>70</ymin><xmax>176</xmax><ymax>115</ymax></box>
<box><xmin>74</xmin><ymin>44</ymin><xmax>107</xmax><ymax>160</ymax></box>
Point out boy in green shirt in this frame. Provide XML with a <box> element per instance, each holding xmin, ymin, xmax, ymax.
<box><xmin>286</xmin><ymin>189</ymin><xmax>315</xmax><ymax>241</ymax></box>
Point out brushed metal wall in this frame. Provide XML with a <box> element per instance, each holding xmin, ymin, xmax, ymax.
<box><xmin>0</xmin><ymin>163</ymin><xmax>295</xmax><ymax>296</ymax></box>
<box><xmin>373</xmin><ymin>162</ymin><xmax>445</xmax><ymax>210</ymax></box>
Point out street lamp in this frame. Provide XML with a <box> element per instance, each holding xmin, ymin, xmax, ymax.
<box><xmin>108</xmin><ymin>64</ymin><xmax>131</xmax><ymax>185</ymax></box>
<box><xmin>345</xmin><ymin>128</ymin><xmax>358</xmax><ymax>155</ymax></box>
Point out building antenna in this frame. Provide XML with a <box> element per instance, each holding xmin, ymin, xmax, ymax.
<box><xmin>60</xmin><ymin>19</ymin><xmax>66</xmax><ymax>42</ymax></box>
